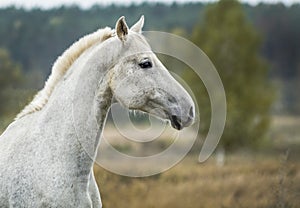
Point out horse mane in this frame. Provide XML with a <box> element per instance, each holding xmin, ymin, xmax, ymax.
<box><xmin>15</xmin><ymin>27</ymin><xmax>114</xmax><ymax>120</ymax></box>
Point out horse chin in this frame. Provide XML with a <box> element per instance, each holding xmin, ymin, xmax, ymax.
<box><xmin>168</xmin><ymin>115</ymin><xmax>183</xmax><ymax>130</ymax></box>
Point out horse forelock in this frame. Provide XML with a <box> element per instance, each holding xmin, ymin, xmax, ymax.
<box><xmin>15</xmin><ymin>27</ymin><xmax>114</xmax><ymax>120</ymax></box>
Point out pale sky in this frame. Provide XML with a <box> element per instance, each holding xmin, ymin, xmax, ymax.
<box><xmin>0</xmin><ymin>0</ymin><xmax>298</xmax><ymax>9</ymax></box>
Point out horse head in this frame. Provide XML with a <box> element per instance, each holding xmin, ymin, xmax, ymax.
<box><xmin>108</xmin><ymin>16</ymin><xmax>195</xmax><ymax>130</ymax></box>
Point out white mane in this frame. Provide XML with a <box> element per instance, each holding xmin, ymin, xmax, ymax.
<box><xmin>16</xmin><ymin>27</ymin><xmax>113</xmax><ymax>120</ymax></box>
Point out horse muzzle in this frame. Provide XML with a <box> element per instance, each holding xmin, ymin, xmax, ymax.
<box><xmin>168</xmin><ymin>105</ymin><xmax>194</xmax><ymax>130</ymax></box>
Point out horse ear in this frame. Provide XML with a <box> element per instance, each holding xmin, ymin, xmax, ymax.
<box><xmin>130</xmin><ymin>15</ymin><xmax>144</xmax><ymax>33</ymax></box>
<box><xmin>116</xmin><ymin>16</ymin><xmax>129</xmax><ymax>41</ymax></box>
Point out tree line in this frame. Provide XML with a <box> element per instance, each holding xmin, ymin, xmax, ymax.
<box><xmin>0</xmin><ymin>3</ymin><xmax>299</xmax><ymax>82</ymax></box>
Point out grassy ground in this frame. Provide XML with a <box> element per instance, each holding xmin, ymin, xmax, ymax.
<box><xmin>94</xmin><ymin>152</ymin><xmax>300</xmax><ymax>208</ymax></box>
<box><xmin>94</xmin><ymin>116</ymin><xmax>300</xmax><ymax>208</ymax></box>
<box><xmin>0</xmin><ymin>116</ymin><xmax>299</xmax><ymax>207</ymax></box>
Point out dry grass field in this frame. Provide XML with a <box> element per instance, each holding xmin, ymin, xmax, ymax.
<box><xmin>94</xmin><ymin>153</ymin><xmax>300</xmax><ymax>208</ymax></box>
<box><xmin>94</xmin><ymin>116</ymin><xmax>300</xmax><ymax>208</ymax></box>
<box><xmin>0</xmin><ymin>116</ymin><xmax>299</xmax><ymax>207</ymax></box>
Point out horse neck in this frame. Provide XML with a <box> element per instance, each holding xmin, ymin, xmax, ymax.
<box><xmin>37</xmin><ymin>41</ymin><xmax>117</xmax><ymax>172</ymax></box>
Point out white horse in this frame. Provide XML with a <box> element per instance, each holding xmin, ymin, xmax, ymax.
<box><xmin>0</xmin><ymin>16</ymin><xmax>195</xmax><ymax>207</ymax></box>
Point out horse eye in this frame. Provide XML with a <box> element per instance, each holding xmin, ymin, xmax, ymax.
<box><xmin>139</xmin><ymin>60</ymin><xmax>152</xmax><ymax>69</ymax></box>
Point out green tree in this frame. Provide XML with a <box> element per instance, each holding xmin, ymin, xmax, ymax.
<box><xmin>186</xmin><ymin>0</ymin><xmax>274</xmax><ymax>150</ymax></box>
<box><xmin>0</xmin><ymin>48</ymin><xmax>23</xmax><ymax>123</ymax></box>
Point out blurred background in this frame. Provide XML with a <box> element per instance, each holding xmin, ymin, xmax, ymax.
<box><xmin>0</xmin><ymin>0</ymin><xmax>300</xmax><ymax>207</ymax></box>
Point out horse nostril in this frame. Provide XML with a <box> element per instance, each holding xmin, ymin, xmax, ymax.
<box><xmin>189</xmin><ymin>106</ymin><xmax>194</xmax><ymax>118</ymax></box>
